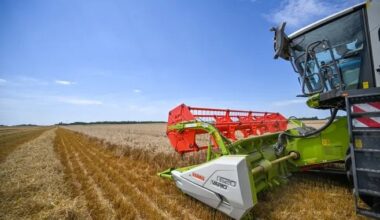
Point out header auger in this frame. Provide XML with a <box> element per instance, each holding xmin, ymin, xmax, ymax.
<box><xmin>167</xmin><ymin>104</ymin><xmax>287</xmax><ymax>154</ymax></box>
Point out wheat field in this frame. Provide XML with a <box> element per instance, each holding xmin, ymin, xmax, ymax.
<box><xmin>63</xmin><ymin>122</ymin><xmax>362</xmax><ymax>219</ymax></box>
<box><xmin>0</xmin><ymin>123</ymin><xmax>365</xmax><ymax>219</ymax></box>
<box><xmin>64</xmin><ymin>124</ymin><xmax>171</xmax><ymax>154</ymax></box>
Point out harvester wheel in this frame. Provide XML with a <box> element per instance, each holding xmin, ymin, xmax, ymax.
<box><xmin>344</xmin><ymin>153</ymin><xmax>353</xmax><ymax>186</ymax></box>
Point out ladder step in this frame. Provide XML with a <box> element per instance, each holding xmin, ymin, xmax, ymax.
<box><xmin>349</xmin><ymin>97</ymin><xmax>380</xmax><ymax>105</ymax></box>
<box><xmin>357</xmin><ymin>208</ymin><xmax>380</xmax><ymax>219</ymax></box>
<box><xmin>355</xmin><ymin>148</ymin><xmax>380</xmax><ymax>153</ymax></box>
<box><xmin>349</xmin><ymin>96</ymin><xmax>380</xmax><ymax>101</ymax></box>
<box><xmin>351</xmin><ymin>111</ymin><xmax>380</xmax><ymax>118</ymax></box>
<box><xmin>358</xmin><ymin>189</ymin><xmax>380</xmax><ymax>197</ymax></box>
<box><xmin>347</xmin><ymin>89</ymin><xmax>380</xmax><ymax>102</ymax></box>
<box><xmin>352</xmin><ymin>128</ymin><xmax>380</xmax><ymax>133</ymax></box>
<box><xmin>356</xmin><ymin>168</ymin><xmax>380</xmax><ymax>174</ymax></box>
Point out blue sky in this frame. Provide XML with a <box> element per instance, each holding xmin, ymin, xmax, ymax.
<box><xmin>0</xmin><ymin>0</ymin><xmax>362</xmax><ymax>125</ymax></box>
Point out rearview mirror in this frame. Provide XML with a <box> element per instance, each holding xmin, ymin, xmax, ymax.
<box><xmin>270</xmin><ymin>22</ymin><xmax>291</xmax><ymax>60</ymax></box>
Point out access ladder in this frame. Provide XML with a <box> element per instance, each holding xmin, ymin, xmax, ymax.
<box><xmin>346</xmin><ymin>89</ymin><xmax>380</xmax><ymax>219</ymax></box>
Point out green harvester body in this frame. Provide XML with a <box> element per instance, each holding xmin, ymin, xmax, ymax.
<box><xmin>159</xmin><ymin>117</ymin><xmax>349</xmax><ymax>217</ymax></box>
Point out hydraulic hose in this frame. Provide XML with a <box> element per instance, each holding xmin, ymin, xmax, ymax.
<box><xmin>275</xmin><ymin>108</ymin><xmax>339</xmax><ymax>156</ymax></box>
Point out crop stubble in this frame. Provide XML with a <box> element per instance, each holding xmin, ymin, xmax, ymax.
<box><xmin>0</xmin><ymin>124</ymin><xmax>361</xmax><ymax>220</ymax></box>
<box><xmin>0</xmin><ymin>128</ymin><xmax>89</xmax><ymax>219</ymax></box>
<box><xmin>64</xmin><ymin>123</ymin><xmax>363</xmax><ymax>220</ymax></box>
<box><xmin>55</xmin><ymin>128</ymin><xmax>227</xmax><ymax>220</ymax></box>
<box><xmin>0</xmin><ymin>126</ymin><xmax>50</xmax><ymax>163</ymax></box>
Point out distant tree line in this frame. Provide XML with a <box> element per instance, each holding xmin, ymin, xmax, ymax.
<box><xmin>56</xmin><ymin>121</ymin><xmax>166</xmax><ymax>125</ymax></box>
<box><xmin>294</xmin><ymin>116</ymin><xmax>319</xmax><ymax>120</ymax></box>
<box><xmin>0</xmin><ymin>124</ymin><xmax>38</xmax><ymax>127</ymax></box>
<box><xmin>292</xmin><ymin>115</ymin><xmax>347</xmax><ymax>120</ymax></box>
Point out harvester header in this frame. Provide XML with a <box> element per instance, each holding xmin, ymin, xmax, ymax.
<box><xmin>167</xmin><ymin>104</ymin><xmax>288</xmax><ymax>154</ymax></box>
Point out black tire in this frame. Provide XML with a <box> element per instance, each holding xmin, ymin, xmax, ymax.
<box><xmin>344</xmin><ymin>153</ymin><xmax>353</xmax><ymax>186</ymax></box>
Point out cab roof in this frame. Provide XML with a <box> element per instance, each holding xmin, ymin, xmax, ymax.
<box><xmin>288</xmin><ymin>2</ymin><xmax>365</xmax><ymax>39</ymax></box>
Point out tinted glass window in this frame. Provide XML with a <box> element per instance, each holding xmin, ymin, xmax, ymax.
<box><xmin>291</xmin><ymin>10</ymin><xmax>365</xmax><ymax>94</ymax></box>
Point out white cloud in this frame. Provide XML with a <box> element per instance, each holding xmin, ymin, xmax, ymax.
<box><xmin>0</xmin><ymin>78</ymin><xmax>7</xmax><ymax>84</ymax></box>
<box><xmin>18</xmin><ymin>76</ymin><xmax>49</xmax><ymax>85</ymax></box>
<box><xmin>55</xmin><ymin>80</ymin><xmax>75</xmax><ymax>85</ymax></box>
<box><xmin>266</xmin><ymin>0</ymin><xmax>363</xmax><ymax>29</ymax></box>
<box><xmin>59</xmin><ymin>97</ymin><xmax>102</xmax><ymax>105</ymax></box>
<box><xmin>133</xmin><ymin>89</ymin><xmax>141</xmax><ymax>93</ymax></box>
<box><xmin>272</xmin><ymin>99</ymin><xmax>305</xmax><ymax>106</ymax></box>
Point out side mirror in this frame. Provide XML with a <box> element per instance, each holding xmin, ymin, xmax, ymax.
<box><xmin>270</xmin><ymin>22</ymin><xmax>291</xmax><ymax>60</ymax></box>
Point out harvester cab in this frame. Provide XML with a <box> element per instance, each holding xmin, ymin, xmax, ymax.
<box><xmin>159</xmin><ymin>1</ymin><xmax>380</xmax><ymax>219</ymax></box>
<box><xmin>272</xmin><ymin>1</ymin><xmax>380</xmax><ymax>109</ymax></box>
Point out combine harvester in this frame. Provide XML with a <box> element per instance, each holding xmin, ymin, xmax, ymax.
<box><xmin>159</xmin><ymin>1</ymin><xmax>380</xmax><ymax>219</ymax></box>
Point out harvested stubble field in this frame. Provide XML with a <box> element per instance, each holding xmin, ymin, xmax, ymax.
<box><xmin>55</xmin><ymin>128</ymin><xmax>220</xmax><ymax>220</ymax></box>
<box><xmin>64</xmin><ymin>122</ymin><xmax>363</xmax><ymax>220</ymax></box>
<box><xmin>0</xmin><ymin>128</ymin><xmax>89</xmax><ymax>220</ymax></box>
<box><xmin>0</xmin><ymin>126</ymin><xmax>50</xmax><ymax>163</ymax></box>
<box><xmin>0</xmin><ymin>122</ymin><xmax>365</xmax><ymax>219</ymax></box>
